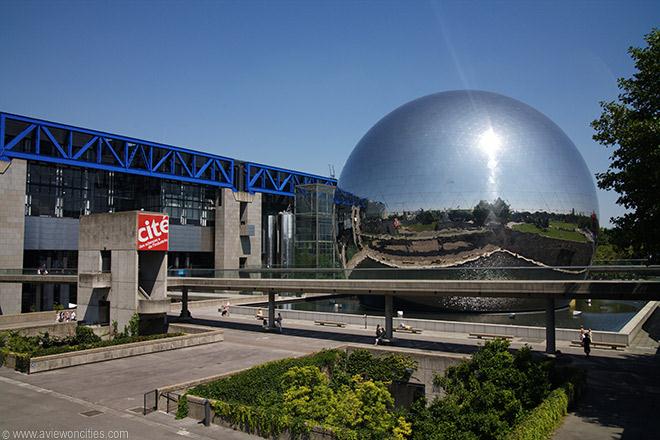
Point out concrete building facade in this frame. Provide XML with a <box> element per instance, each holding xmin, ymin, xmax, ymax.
<box><xmin>77</xmin><ymin>211</ymin><xmax>169</xmax><ymax>331</ymax></box>
<box><xmin>0</xmin><ymin>159</ymin><xmax>26</xmax><ymax>315</ymax></box>
<box><xmin>0</xmin><ymin>111</ymin><xmax>335</xmax><ymax>315</ymax></box>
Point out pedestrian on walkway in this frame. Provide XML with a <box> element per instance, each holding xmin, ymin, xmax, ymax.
<box><xmin>275</xmin><ymin>313</ymin><xmax>283</xmax><ymax>333</ymax></box>
<box><xmin>375</xmin><ymin>324</ymin><xmax>384</xmax><ymax>345</ymax></box>
<box><xmin>583</xmin><ymin>329</ymin><xmax>592</xmax><ymax>357</ymax></box>
<box><xmin>579</xmin><ymin>325</ymin><xmax>586</xmax><ymax>344</ymax></box>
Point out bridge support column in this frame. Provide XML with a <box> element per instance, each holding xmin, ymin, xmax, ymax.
<box><xmin>384</xmin><ymin>294</ymin><xmax>393</xmax><ymax>339</ymax></box>
<box><xmin>545</xmin><ymin>297</ymin><xmax>556</xmax><ymax>354</ymax></box>
<box><xmin>179</xmin><ymin>287</ymin><xmax>191</xmax><ymax>320</ymax></box>
<box><xmin>268</xmin><ymin>291</ymin><xmax>276</xmax><ymax>329</ymax></box>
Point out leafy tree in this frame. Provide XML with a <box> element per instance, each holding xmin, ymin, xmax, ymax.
<box><xmin>411</xmin><ymin>340</ymin><xmax>552</xmax><ymax>440</ymax></box>
<box><xmin>594</xmin><ymin>228</ymin><xmax>633</xmax><ymax>262</ymax></box>
<box><xmin>415</xmin><ymin>210</ymin><xmax>435</xmax><ymax>225</ymax></box>
<box><xmin>281</xmin><ymin>365</ymin><xmax>411</xmax><ymax>440</ymax></box>
<box><xmin>472</xmin><ymin>199</ymin><xmax>511</xmax><ymax>226</ymax></box>
<box><xmin>491</xmin><ymin>197</ymin><xmax>511</xmax><ymax>224</ymax></box>
<box><xmin>592</xmin><ymin>28</ymin><xmax>660</xmax><ymax>258</ymax></box>
<box><xmin>472</xmin><ymin>201</ymin><xmax>490</xmax><ymax>226</ymax></box>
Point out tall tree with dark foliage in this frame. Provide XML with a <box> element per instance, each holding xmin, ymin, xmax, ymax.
<box><xmin>592</xmin><ymin>28</ymin><xmax>660</xmax><ymax>259</ymax></box>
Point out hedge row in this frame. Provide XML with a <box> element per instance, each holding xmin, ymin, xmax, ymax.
<box><xmin>0</xmin><ymin>350</ymin><xmax>31</xmax><ymax>373</ymax></box>
<box><xmin>178</xmin><ymin>349</ymin><xmax>418</xmax><ymax>439</ymax></box>
<box><xmin>188</xmin><ymin>349</ymin><xmax>344</xmax><ymax>406</ymax></box>
<box><xmin>506</xmin><ymin>369</ymin><xmax>586</xmax><ymax>440</ymax></box>
<box><xmin>1</xmin><ymin>331</ymin><xmax>184</xmax><ymax>373</ymax></box>
<box><xmin>28</xmin><ymin>332</ymin><xmax>183</xmax><ymax>357</ymax></box>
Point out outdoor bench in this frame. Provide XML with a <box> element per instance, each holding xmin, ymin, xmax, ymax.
<box><xmin>570</xmin><ymin>340</ymin><xmax>627</xmax><ymax>350</ymax></box>
<box><xmin>394</xmin><ymin>327</ymin><xmax>423</xmax><ymax>334</ymax></box>
<box><xmin>314</xmin><ymin>320</ymin><xmax>347</xmax><ymax>328</ymax></box>
<box><xmin>469</xmin><ymin>333</ymin><xmax>514</xmax><ymax>340</ymax></box>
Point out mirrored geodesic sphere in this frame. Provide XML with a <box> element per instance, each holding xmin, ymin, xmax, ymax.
<box><xmin>336</xmin><ymin>90</ymin><xmax>599</xmax><ymax>311</ymax></box>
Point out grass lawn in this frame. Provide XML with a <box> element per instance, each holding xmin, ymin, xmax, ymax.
<box><xmin>511</xmin><ymin>221</ymin><xmax>588</xmax><ymax>243</ymax></box>
<box><xmin>404</xmin><ymin>222</ymin><xmax>437</xmax><ymax>232</ymax></box>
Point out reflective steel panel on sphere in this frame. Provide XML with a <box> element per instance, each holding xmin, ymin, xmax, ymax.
<box><xmin>337</xmin><ymin>90</ymin><xmax>599</xmax><ymax>312</ymax></box>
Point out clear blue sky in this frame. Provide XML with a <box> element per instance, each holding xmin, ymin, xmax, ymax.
<box><xmin>1</xmin><ymin>0</ymin><xmax>657</xmax><ymax>226</ymax></box>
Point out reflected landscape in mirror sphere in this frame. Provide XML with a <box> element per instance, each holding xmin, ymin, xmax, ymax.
<box><xmin>336</xmin><ymin>90</ymin><xmax>599</xmax><ymax>312</ymax></box>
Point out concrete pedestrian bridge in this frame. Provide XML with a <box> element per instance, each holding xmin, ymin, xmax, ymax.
<box><xmin>2</xmin><ymin>266</ymin><xmax>659</xmax><ymax>353</ymax></box>
<box><xmin>166</xmin><ymin>276</ymin><xmax>660</xmax><ymax>300</ymax></box>
<box><xmin>3</xmin><ymin>266</ymin><xmax>659</xmax><ymax>300</ymax></box>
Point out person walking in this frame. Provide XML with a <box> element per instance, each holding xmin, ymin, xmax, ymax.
<box><xmin>583</xmin><ymin>329</ymin><xmax>592</xmax><ymax>357</ymax></box>
<box><xmin>275</xmin><ymin>313</ymin><xmax>283</xmax><ymax>333</ymax></box>
<box><xmin>375</xmin><ymin>324</ymin><xmax>383</xmax><ymax>345</ymax></box>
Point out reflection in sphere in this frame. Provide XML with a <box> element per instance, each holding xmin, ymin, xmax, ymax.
<box><xmin>336</xmin><ymin>90</ymin><xmax>599</xmax><ymax>312</ymax></box>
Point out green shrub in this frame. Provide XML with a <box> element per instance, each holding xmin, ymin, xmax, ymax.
<box><xmin>1</xmin><ymin>330</ymin><xmax>184</xmax><ymax>371</ymax></box>
<box><xmin>505</xmin><ymin>388</ymin><xmax>568</xmax><ymax>440</ymax></box>
<box><xmin>187</xmin><ymin>349</ymin><xmax>418</xmax><ymax>439</ymax></box>
<box><xmin>75</xmin><ymin>325</ymin><xmax>102</xmax><ymax>345</ymax></box>
<box><xmin>210</xmin><ymin>365</ymin><xmax>411</xmax><ymax>440</ymax></box>
<box><xmin>175</xmin><ymin>394</ymin><xmax>189</xmax><ymax>420</ymax></box>
<box><xmin>410</xmin><ymin>341</ymin><xmax>586</xmax><ymax>440</ymax></box>
<box><xmin>214</xmin><ymin>400</ymin><xmax>289</xmax><ymax>437</ymax></box>
<box><xmin>413</xmin><ymin>340</ymin><xmax>553</xmax><ymax>440</ymax></box>
<box><xmin>190</xmin><ymin>349</ymin><xmax>344</xmax><ymax>406</ymax></box>
<box><xmin>128</xmin><ymin>313</ymin><xmax>140</xmax><ymax>337</ymax></box>
<box><xmin>342</xmin><ymin>349</ymin><xmax>418</xmax><ymax>383</ymax></box>
<box><xmin>14</xmin><ymin>352</ymin><xmax>31</xmax><ymax>373</ymax></box>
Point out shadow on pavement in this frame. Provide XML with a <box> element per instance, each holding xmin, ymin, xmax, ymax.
<box><xmin>169</xmin><ymin>315</ymin><xmax>481</xmax><ymax>355</ymax></box>
<box><xmin>554</xmin><ymin>352</ymin><xmax>660</xmax><ymax>440</ymax></box>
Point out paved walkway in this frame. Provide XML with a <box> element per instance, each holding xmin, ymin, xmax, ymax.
<box><xmin>1</xmin><ymin>307</ymin><xmax>657</xmax><ymax>439</ymax></box>
<box><xmin>1</xmin><ymin>329</ymin><xmax>341</xmax><ymax>439</ymax></box>
<box><xmin>554</xmin><ymin>308</ymin><xmax>660</xmax><ymax>440</ymax></box>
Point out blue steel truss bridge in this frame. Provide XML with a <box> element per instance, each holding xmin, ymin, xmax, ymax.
<box><xmin>0</xmin><ymin>111</ymin><xmax>336</xmax><ymax>197</ymax></box>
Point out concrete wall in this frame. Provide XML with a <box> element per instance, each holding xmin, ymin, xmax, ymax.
<box><xmin>77</xmin><ymin>249</ymin><xmax>104</xmax><ymax>324</ymax></box>
<box><xmin>620</xmin><ymin>300</ymin><xmax>658</xmax><ymax>344</ymax></box>
<box><xmin>0</xmin><ymin>308</ymin><xmax>75</xmax><ymax>326</ymax></box>
<box><xmin>79</xmin><ymin>211</ymin><xmax>139</xmax><ymax>251</ymax></box>
<box><xmin>8</xmin><ymin>322</ymin><xmax>77</xmax><ymax>338</ymax></box>
<box><xmin>18</xmin><ymin>330</ymin><xmax>224</xmax><ymax>374</ymax></box>
<box><xmin>0</xmin><ymin>159</ymin><xmax>26</xmax><ymax>315</ymax></box>
<box><xmin>110</xmin><ymin>249</ymin><xmax>139</xmax><ymax>328</ymax></box>
<box><xmin>215</xmin><ymin>189</ymin><xmax>262</xmax><ymax>271</ymax></box>
<box><xmin>77</xmin><ymin>211</ymin><xmax>168</xmax><ymax>330</ymax></box>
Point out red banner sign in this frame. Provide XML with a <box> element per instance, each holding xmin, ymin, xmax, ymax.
<box><xmin>137</xmin><ymin>213</ymin><xmax>169</xmax><ymax>251</ymax></box>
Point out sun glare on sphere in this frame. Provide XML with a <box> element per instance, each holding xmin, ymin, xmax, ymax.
<box><xmin>478</xmin><ymin>127</ymin><xmax>502</xmax><ymax>184</ymax></box>
<box><xmin>479</xmin><ymin>127</ymin><xmax>502</xmax><ymax>154</ymax></box>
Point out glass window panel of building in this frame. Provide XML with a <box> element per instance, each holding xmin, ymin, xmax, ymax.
<box><xmin>26</xmin><ymin>162</ymin><xmax>216</xmax><ymax>226</ymax></box>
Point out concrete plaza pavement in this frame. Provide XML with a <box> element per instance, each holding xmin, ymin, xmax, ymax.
<box><xmin>0</xmin><ymin>307</ymin><xmax>658</xmax><ymax>440</ymax></box>
<box><xmin>1</xmin><ymin>328</ymin><xmax>343</xmax><ymax>440</ymax></box>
